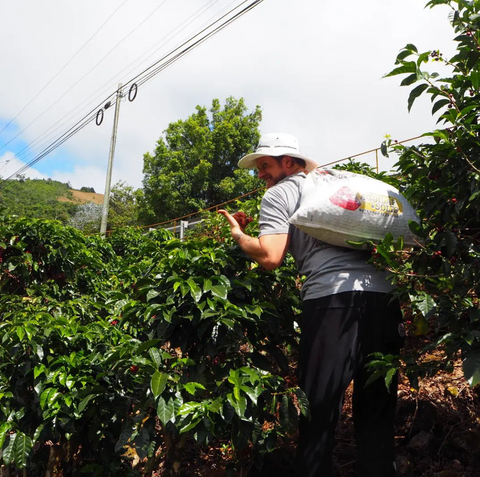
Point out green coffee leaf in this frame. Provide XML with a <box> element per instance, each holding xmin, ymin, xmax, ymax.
<box><xmin>279</xmin><ymin>395</ymin><xmax>298</xmax><ymax>434</ymax></box>
<box><xmin>40</xmin><ymin>388</ymin><xmax>59</xmax><ymax>410</ymax></box>
<box><xmin>136</xmin><ymin>339</ymin><xmax>161</xmax><ymax>355</ymax></box>
<box><xmin>0</xmin><ymin>422</ymin><xmax>11</xmax><ymax>449</ymax></box>
<box><xmin>383</xmin><ymin>61</ymin><xmax>417</xmax><ymax>78</ymax></box>
<box><xmin>416</xmin><ymin>294</ymin><xmax>436</xmax><ymax>318</ymax></box>
<box><xmin>151</xmin><ymin>371</ymin><xmax>168</xmax><ymax>398</ymax></box>
<box><xmin>463</xmin><ymin>350</ymin><xmax>480</xmax><ymax>387</ymax></box>
<box><xmin>14</xmin><ymin>432</ymin><xmax>33</xmax><ymax>469</ymax></box>
<box><xmin>384</xmin><ymin>368</ymin><xmax>397</xmax><ymax>390</ymax></box>
<box><xmin>186</xmin><ymin>278</ymin><xmax>202</xmax><ymax>302</ymax></box>
<box><xmin>148</xmin><ymin>347</ymin><xmax>162</xmax><ymax>368</ymax></box>
<box><xmin>295</xmin><ymin>388</ymin><xmax>311</xmax><ymax>420</ymax></box>
<box><xmin>157</xmin><ymin>397</ymin><xmax>175</xmax><ymax>425</ymax></box>
<box><xmin>184</xmin><ymin>382</ymin><xmax>206</xmax><ymax>396</ymax></box>
<box><xmin>408</xmin><ymin>83</ymin><xmax>429</xmax><ymax>112</ymax></box>
<box><xmin>210</xmin><ymin>284</ymin><xmax>227</xmax><ymax>300</ymax></box>
<box><xmin>3</xmin><ymin>433</ymin><xmax>17</xmax><ymax>465</ymax></box>
<box><xmin>227</xmin><ymin>393</ymin><xmax>247</xmax><ymax>418</ymax></box>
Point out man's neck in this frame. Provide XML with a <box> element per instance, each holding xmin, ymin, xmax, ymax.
<box><xmin>288</xmin><ymin>165</ymin><xmax>306</xmax><ymax>176</ymax></box>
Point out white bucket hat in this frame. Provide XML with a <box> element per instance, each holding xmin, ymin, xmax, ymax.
<box><xmin>238</xmin><ymin>133</ymin><xmax>319</xmax><ymax>172</ymax></box>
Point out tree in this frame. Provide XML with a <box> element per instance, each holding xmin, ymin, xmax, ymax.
<box><xmin>374</xmin><ymin>0</ymin><xmax>480</xmax><ymax>387</ymax></box>
<box><xmin>141</xmin><ymin>97</ymin><xmax>263</xmax><ymax>223</ymax></box>
<box><xmin>107</xmin><ymin>181</ymin><xmax>142</xmax><ymax>229</ymax></box>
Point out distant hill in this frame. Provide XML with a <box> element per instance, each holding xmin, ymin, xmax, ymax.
<box><xmin>0</xmin><ymin>178</ymin><xmax>101</xmax><ymax>223</ymax></box>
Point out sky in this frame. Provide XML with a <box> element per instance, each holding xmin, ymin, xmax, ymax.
<box><xmin>0</xmin><ymin>0</ymin><xmax>456</xmax><ymax>195</ymax></box>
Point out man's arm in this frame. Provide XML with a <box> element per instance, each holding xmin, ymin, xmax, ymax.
<box><xmin>218</xmin><ymin>210</ymin><xmax>289</xmax><ymax>270</ymax></box>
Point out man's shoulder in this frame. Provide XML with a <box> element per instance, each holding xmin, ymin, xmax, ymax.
<box><xmin>267</xmin><ymin>173</ymin><xmax>305</xmax><ymax>197</ymax></box>
<box><xmin>262</xmin><ymin>173</ymin><xmax>305</xmax><ymax>217</ymax></box>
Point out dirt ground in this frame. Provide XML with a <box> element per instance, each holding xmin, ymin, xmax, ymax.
<box><xmin>58</xmin><ymin>190</ymin><xmax>104</xmax><ymax>205</ymax></box>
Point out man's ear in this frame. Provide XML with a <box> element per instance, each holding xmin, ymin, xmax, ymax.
<box><xmin>283</xmin><ymin>155</ymin><xmax>295</xmax><ymax>169</ymax></box>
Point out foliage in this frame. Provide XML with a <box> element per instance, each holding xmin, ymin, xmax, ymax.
<box><xmin>0</xmin><ymin>215</ymin><xmax>304</xmax><ymax>476</ymax></box>
<box><xmin>107</xmin><ymin>181</ymin><xmax>143</xmax><ymax>230</ymax></box>
<box><xmin>0</xmin><ymin>178</ymin><xmax>77</xmax><ymax>223</ymax></box>
<box><xmin>141</xmin><ymin>97</ymin><xmax>264</xmax><ymax>224</ymax></box>
<box><xmin>0</xmin><ymin>216</ymin><xmax>113</xmax><ymax>298</ymax></box>
<box><xmin>188</xmin><ymin>191</ymin><xmax>264</xmax><ymax>243</ymax></box>
<box><xmin>377</xmin><ymin>0</ymin><xmax>480</xmax><ymax>387</ymax></box>
<box><xmin>0</xmin><ymin>178</ymin><xmax>143</xmax><ymax>233</ymax></box>
<box><xmin>333</xmin><ymin>158</ymin><xmax>402</xmax><ymax>188</ymax></box>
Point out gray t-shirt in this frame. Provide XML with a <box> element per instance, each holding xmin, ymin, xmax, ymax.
<box><xmin>258</xmin><ymin>173</ymin><xmax>394</xmax><ymax>301</ymax></box>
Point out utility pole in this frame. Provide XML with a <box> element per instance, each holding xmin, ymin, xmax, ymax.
<box><xmin>100</xmin><ymin>83</ymin><xmax>123</xmax><ymax>236</ymax></box>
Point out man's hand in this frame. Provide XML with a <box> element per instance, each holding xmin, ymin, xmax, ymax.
<box><xmin>218</xmin><ymin>210</ymin><xmax>252</xmax><ymax>235</ymax></box>
<box><xmin>218</xmin><ymin>209</ymin><xmax>288</xmax><ymax>270</ymax></box>
<box><xmin>232</xmin><ymin>211</ymin><xmax>253</xmax><ymax>231</ymax></box>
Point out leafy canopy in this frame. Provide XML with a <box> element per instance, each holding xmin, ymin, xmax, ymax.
<box><xmin>0</xmin><ymin>214</ymin><xmax>303</xmax><ymax>475</ymax></box>
<box><xmin>379</xmin><ymin>0</ymin><xmax>480</xmax><ymax>387</ymax></box>
<box><xmin>141</xmin><ymin>97</ymin><xmax>264</xmax><ymax>223</ymax></box>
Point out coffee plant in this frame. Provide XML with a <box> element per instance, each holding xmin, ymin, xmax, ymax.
<box><xmin>0</xmin><ymin>214</ymin><xmax>306</xmax><ymax>476</ymax></box>
<box><xmin>374</xmin><ymin>0</ymin><xmax>480</xmax><ymax>388</ymax></box>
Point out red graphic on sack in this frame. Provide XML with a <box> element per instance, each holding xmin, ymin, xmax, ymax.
<box><xmin>329</xmin><ymin>186</ymin><xmax>362</xmax><ymax>211</ymax></box>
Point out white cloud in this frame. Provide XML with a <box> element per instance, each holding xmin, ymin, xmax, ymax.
<box><xmin>47</xmin><ymin>165</ymin><xmax>108</xmax><ymax>193</ymax></box>
<box><xmin>0</xmin><ymin>152</ymin><xmax>48</xmax><ymax>181</ymax></box>
<box><xmin>0</xmin><ymin>0</ymin><xmax>457</xmax><ymax>194</ymax></box>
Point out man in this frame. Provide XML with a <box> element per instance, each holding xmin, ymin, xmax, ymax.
<box><xmin>218</xmin><ymin>133</ymin><xmax>404</xmax><ymax>477</ymax></box>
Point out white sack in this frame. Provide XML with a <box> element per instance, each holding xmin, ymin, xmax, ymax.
<box><xmin>289</xmin><ymin>168</ymin><xmax>420</xmax><ymax>248</ymax></box>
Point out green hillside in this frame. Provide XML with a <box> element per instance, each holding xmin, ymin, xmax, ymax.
<box><xmin>0</xmin><ymin>178</ymin><xmax>96</xmax><ymax>224</ymax></box>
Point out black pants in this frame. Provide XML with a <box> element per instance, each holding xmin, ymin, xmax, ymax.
<box><xmin>295</xmin><ymin>291</ymin><xmax>405</xmax><ymax>477</ymax></box>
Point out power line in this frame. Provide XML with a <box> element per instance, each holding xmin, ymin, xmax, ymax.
<box><xmin>6</xmin><ymin>0</ymin><xmax>225</xmax><ymax>168</ymax></box>
<box><xmin>1</xmin><ymin>0</ymin><xmax>225</xmax><ymax>168</ymax></box>
<box><xmin>76</xmin><ymin>0</ymin><xmax>226</xmax><ymax>116</ymax></box>
<box><xmin>0</xmin><ymin>0</ymin><xmax>265</xmax><ymax>183</ymax></box>
<box><xmin>0</xmin><ymin>0</ymin><xmax>130</xmax><ymax>141</ymax></box>
<box><xmin>0</xmin><ymin>0</ymin><xmax>170</xmax><ymax>155</ymax></box>
<box><xmin>126</xmin><ymin>0</ymin><xmax>263</xmax><ymax>91</ymax></box>
<box><xmin>1</xmin><ymin>89</ymin><xmax>120</xmax><ymax>181</ymax></box>
<box><xmin>3</xmin><ymin>110</ymin><xmax>100</xmax><ymax>180</ymax></box>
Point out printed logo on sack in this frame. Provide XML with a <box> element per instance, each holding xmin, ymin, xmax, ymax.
<box><xmin>329</xmin><ymin>186</ymin><xmax>362</xmax><ymax>211</ymax></box>
<box><xmin>360</xmin><ymin>192</ymin><xmax>403</xmax><ymax>216</ymax></box>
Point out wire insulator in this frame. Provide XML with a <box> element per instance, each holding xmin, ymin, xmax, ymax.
<box><xmin>96</xmin><ymin>109</ymin><xmax>104</xmax><ymax>126</ymax></box>
<box><xmin>128</xmin><ymin>83</ymin><xmax>138</xmax><ymax>102</ymax></box>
